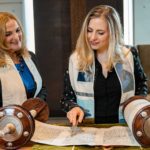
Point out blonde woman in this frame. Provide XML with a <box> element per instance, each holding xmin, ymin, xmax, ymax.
<box><xmin>61</xmin><ymin>5</ymin><xmax>147</xmax><ymax>125</ymax></box>
<box><xmin>0</xmin><ymin>12</ymin><xmax>47</xmax><ymax>107</ymax></box>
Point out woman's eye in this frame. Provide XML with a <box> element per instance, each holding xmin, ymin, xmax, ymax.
<box><xmin>5</xmin><ymin>32</ymin><xmax>11</xmax><ymax>37</ymax></box>
<box><xmin>98</xmin><ymin>32</ymin><xmax>104</xmax><ymax>35</ymax></box>
<box><xmin>87</xmin><ymin>30</ymin><xmax>91</xmax><ymax>32</ymax></box>
<box><xmin>16</xmin><ymin>28</ymin><xmax>21</xmax><ymax>32</ymax></box>
<box><xmin>87</xmin><ymin>29</ymin><xmax>92</xmax><ymax>32</ymax></box>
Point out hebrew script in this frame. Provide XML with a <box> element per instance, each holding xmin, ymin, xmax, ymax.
<box><xmin>31</xmin><ymin>120</ymin><xmax>140</xmax><ymax>146</ymax></box>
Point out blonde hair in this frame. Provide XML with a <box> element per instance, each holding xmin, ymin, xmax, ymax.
<box><xmin>74</xmin><ymin>5</ymin><xmax>124</xmax><ymax>71</ymax></box>
<box><xmin>0</xmin><ymin>12</ymin><xmax>29</xmax><ymax>66</ymax></box>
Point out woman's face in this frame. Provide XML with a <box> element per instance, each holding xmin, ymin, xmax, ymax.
<box><xmin>4</xmin><ymin>19</ymin><xmax>22</xmax><ymax>53</ymax></box>
<box><xmin>87</xmin><ymin>17</ymin><xmax>109</xmax><ymax>52</ymax></box>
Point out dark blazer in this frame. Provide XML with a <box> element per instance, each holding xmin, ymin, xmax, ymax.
<box><xmin>60</xmin><ymin>46</ymin><xmax>148</xmax><ymax>113</ymax></box>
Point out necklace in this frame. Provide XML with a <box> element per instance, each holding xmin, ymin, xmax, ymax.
<box><xmin>15</xmin><ymin>58</ymin><xmax>25</xmax><ymax>72</ymax></box>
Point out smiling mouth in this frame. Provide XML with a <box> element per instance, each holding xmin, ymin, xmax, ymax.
<box><xmin>10</xmin><ymin>41</ymin><xmax>21</xmax><ymax>45</ymax></box>
<box><xmin>90</xmin><ymin>42</ymin><xmax>99</xmax><ymax>46</ymax></box>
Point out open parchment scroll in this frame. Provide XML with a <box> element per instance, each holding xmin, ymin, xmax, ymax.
<box><xmin>31</xmin><ymin>120</ymin><xmax>140</xmax><ymax>146</ymax></box>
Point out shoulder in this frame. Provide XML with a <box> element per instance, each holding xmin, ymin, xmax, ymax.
<box><xmin>28</xmin><ymin>51</ymin><xmax>37</xmax><ymax>62</ymax></box>
<box><xmin>28</xmin><ymin>51</ymin><xmax>36</xmax><ymax>59</ymax></box>
<box><xmin>124</xmin><ymin>45</ymin><xmax>138</xmax><ymax>55</ymax></box>
<box><xmin>70</xmin><ymin>52</ymin><xmax>78</xmax><ymax>61</ymax></box>
<box><xmin>69</xmin><ymin>52</ymin><xmax>79</xmax><ymax>68</ymax></box>
<box><xmin>121</xmin><ymin>45</ymin><xmax>130</xmax><ymax>54</ymax></box>
<box><xmin>69</xmin><ymin>52</ymin><xmax>78</xmax><ymax>64</ymax></box>
<box><xmin>122</xmin><ymin>45</ymin><xmax>138</xmax><ymax>58</ymax></box>
<box><xmin>26</xmin><ymin>51</ymin><xmax>39</xmax><ymax>67</ymax></box>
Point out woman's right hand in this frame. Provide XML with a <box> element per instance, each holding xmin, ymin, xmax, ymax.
<box><xmin>67</xmin><ymin>107</ymin><xmax>84</xmax><ymax>126</ymax></box>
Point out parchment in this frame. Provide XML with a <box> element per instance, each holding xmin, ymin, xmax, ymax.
<box><xmin>31</xmin><ymin>120</ymin><xmax>140</xmax><ymax>146</ymax></box>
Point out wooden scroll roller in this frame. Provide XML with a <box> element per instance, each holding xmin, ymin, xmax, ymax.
<box><xmin>22</xmin><ymin>98</ymin><xmax>49</xmax><ymax>122</ymax></box>
<box><xmin>123</xmin><ymin>96</ymin><xmax>150</xmax><ymax>147</ymax></box>
<box><xmin>0</xmin><ymin>98</ymin><xmax>49</xmax><ymax>150</ymax></box>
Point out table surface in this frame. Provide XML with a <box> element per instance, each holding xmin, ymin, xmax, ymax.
<box><xmin>21</xmin><ymin>144</ymin><xmax>150</xmax><ymax>150</ymax></box>
<box><xmin>2</xmin><ymin>117</ymin><xmax>150</xmax><ymax>150</ymax></box>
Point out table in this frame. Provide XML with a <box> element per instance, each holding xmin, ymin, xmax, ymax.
<box><xmin>16</xmin><ymin>118</ymin><xmax>150</xmax><ymax>150</ymax></box>
<box><xmin>22</xmin><ymin>144</ymin><xmax>150</xmax><ymax>150</ymax></box>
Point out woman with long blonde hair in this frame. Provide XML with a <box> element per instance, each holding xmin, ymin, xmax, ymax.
<box><xmin>61</xmin><ymin>5</ymin><xmax>147</xmax><ymax>125</ymax></box>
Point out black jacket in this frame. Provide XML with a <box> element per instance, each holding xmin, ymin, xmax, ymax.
<box><xmin>60</xmin><ymin>46</ymin><xmax>148</xmax><ymax>113</ymax></box>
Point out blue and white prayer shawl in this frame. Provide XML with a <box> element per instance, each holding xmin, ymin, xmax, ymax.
<box><xmin>69</xmin><ymin>47</ymin><xmax>135</xmax><ymax>123</ymax></box>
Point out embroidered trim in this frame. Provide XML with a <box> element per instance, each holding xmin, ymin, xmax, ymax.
<box><xmin>75</xmin><ymin>91</ymin><xmax>94</xmax><ymax>97</ymax></box>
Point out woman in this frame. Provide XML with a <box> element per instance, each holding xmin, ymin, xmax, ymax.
<box><xmin>60</xmin><ymin>5</ymin><xmax>148</xmax><ymax>125</ymax></box>
<box><xmin>0</xmin><ymin>12</ymin><xmax>47</xmax><ymax>107</ymax></box>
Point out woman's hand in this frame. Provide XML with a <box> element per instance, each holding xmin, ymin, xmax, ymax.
<box><xmin>67</xmin><ymin>107</ymin><xmax>84</xmax><ymax>126</ymax></box>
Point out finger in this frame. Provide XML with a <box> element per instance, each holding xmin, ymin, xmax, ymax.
<box><xmin>67</xmin><ymin>112</ymin><xmax>77</xmax><ymax>125</ymax></box>
<box><xmin>78</xmin><ymin>111</ymin><xmax>84</xmax><ymax>123</ymax></box>
<box><xmin>67</xmin><ymin>112</ymin><xmax>73</xmax><ymax>123</ymax></box>
<box><xmin>72</xmin><ymin>114</ymin><xmax>78</xmax><ymax>126</ymax></box>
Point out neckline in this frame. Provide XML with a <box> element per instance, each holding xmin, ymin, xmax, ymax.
<box><xmin>15</xmin><ymin>58</ymin><xmax>25</xmax><ymax>72</ymax></box>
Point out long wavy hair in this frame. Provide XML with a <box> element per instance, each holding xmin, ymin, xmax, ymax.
<box><xmin>0</xmin><ymin>12</ymin><xmax>29</xmax><ymax>67</ymax></box>
<box><xmin>73</xmin><ymin>5</ymin><xmax>124</xmax><ymax>71</ymax></box>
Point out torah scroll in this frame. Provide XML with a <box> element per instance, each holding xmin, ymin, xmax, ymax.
<box><xmin>123</xmin><ymin>96</ymin><xmax>150</xmax><ymax>147</ymax></box>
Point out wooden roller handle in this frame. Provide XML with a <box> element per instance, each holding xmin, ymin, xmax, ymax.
<box><xmin>0</xmin><ymin>123</ymin><xmax>16</xmax><ymax>137</ymax></box>
<box><xmin>22</xmin><ymin>98</ymin><xmax>49</xmax><ymax>122</ymax></box>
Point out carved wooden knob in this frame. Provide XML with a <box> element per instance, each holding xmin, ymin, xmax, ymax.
<box><xmin>0</xmin><ymin>105</ymin><xmax>35</xmax><ymax>150</ymax></box>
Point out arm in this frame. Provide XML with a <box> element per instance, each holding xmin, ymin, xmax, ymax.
<box><xmin>29</xmin><ymin>51</ymin><xmax>47</xmax><ymax>101</ymax></box>
<box><xmin>60</xmin><ymin>70</ymin><xmax>79</xmax><ymax>112</ymax></box>
<box><xmin>131</xmin><ymin>47</ymin><xmax>148</xmax><ymax>96</ymax></box>
<box><xmin>60</xmin><ymin>70</ymin><xmax>84</xmax><ymax>125</ymax></box>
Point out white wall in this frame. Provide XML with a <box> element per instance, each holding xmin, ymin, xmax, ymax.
<box><xmin>0</xmin><ymin>0</ymin><xmax>23</xmax><ymax>22</ymax></box>
<box><xmin>123</xmin><ymin>0</ymin><xmax>133</xmax><ymax>45</ymax></box>
<box><xmin>0</xmin><ymin>0</ymin><xmax>35</xmax><ymax>52</ymax></box>
<box><xmin>133</xmin><ymin>0</ymin><xmax>150</xmax><ymax>45</ymax></box>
